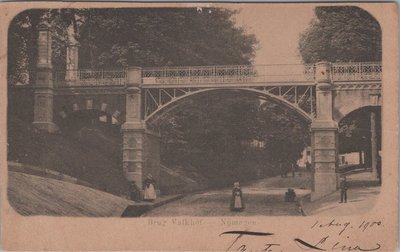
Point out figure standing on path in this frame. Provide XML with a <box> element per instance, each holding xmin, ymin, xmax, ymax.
<box><xmin>285</xmin><ymin>188</ymin><xmax>296</xmax><ymax>202</ymax></box>
<box><xmin>230</xmin><ymin>182</ymin><xmax>245</xmax><ymax>212</ymax></box>
<box><xmin>291</xmin><ymin>163</ymin><xmax>296</xmax><ymax>177</ymax></box>
<box><xmin>143</xmin><ymin>174</ymin><xmax>157</xmax><ymax>201</ymax></box>
<box><xmin>339</xmin><ymin>177</ymin><xmax>348</xmax><ymax>203</ymax></box>
<box><xmin>377</xmin><ymin>154</ymin><xmax>382</xmax><ymax>185</ymax></box>
<box><xmin>128</xmin><ymin>181</ymin><xmax>141</xmax><ymax>201</ymax></box>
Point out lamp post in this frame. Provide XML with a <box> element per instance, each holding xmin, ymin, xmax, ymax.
<box><xmin>369</xmin><ymin>93</ymin><xmax>381</xmax><ymax>179</ymax></box>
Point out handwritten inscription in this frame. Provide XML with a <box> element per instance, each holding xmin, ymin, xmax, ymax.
<box><xmin>220</xmin><ymin>231</ymin><xmax>279</xmax><ymax>251</ymax></box>
<box><xmin>296</xmin><ymin>219</ymin><xmax>383</xmax><ymax>251</ymax></box>
<box><xmin>294</xmin><ymin>236</ymin><xmax>381</xmax><ymax>251</ymax></box>
<box><xmin>219</xmin><ymin>219</ymin><xmax>383</xmax><ymax>251</ymax></box>
<box><xmin>311</xmin><ymin>219</ymin><xmax>383</xmax><ymax>235</ymax></box>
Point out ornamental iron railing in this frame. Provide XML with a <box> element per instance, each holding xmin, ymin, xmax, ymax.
<box><xmin>55</xmin><ymin>69</ymin><xmax>127</xmax><ymax>87</ymax></box>
<box><xmin>53</xmin><ymin>62</ymin><xmax>382</xmax><ymax>87</ymax></box>
<box><xmin>142</xmin><ymin>64</ymin><xmax>315</xmax><ymax>85</ymax></box>
<box><xmin>331</xmin><ymin>62</ymin><xmax>382</xmax><ymax>81</ymax></box>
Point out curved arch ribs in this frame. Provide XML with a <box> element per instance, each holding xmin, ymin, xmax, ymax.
<box><xmin>143</xmin><ymin>85</ymin><xmax>316</xmax><ymax>122</ymax></box>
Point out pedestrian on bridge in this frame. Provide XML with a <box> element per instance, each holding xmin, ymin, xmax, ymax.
<box><xmin>230</xmin><ymin>182</ymin><xmax>244</xmax><ymax>212</ymax></box>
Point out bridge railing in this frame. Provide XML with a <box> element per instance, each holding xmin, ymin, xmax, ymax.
<box><xmin>53</xmin><ymin>62</ymin><xmax>382</xmax><ymax>87</ymax></box>
<box><xmin>142</xmin><ymin>64</ymin><xmax>316</xmax><ymax>85</ymax></box>
<box><xmin>331</xmin><ymin>62</ymin><xmax>382</xmax><ymax>82</ymax></box>
<box><xmin>55</xmin><ymin>69</ymin><xmax>127</xmax><ymax>87</ymax></box>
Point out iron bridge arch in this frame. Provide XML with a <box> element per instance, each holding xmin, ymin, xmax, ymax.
<box><xmin>143</xmin><ymin>86</ymin><xmax>316</xmax><ymax>124</ymax></box>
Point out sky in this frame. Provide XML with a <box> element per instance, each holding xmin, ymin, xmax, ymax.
<box><xmin>234</xmin><ymin>5</ymin><xmax>315</xmax><ymax>65</ymax></box>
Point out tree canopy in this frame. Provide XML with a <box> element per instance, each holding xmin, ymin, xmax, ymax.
<box><xmin>78</xmin><ymin>8</ymin><xmax>257</xmax><ymax>68</ymax></box>
<box><xmin>298</xmin><ymin>6</ymin><xmax>381</xmax><ymax>63</ymax></box>
<box><xmin>8</xmin><ymin>8</ymin><xmax>258</xmax><ymax>86</ymax></box>
<box><xmin>298</xmin><ymin>6</ymin><xmax>382</xmax><ymax>156</ymax></box>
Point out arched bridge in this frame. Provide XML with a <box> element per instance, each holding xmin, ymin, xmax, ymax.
<box><xmin>53</xmin><ymin>62</ymin><xmax>381</xmax><ymax>122</ymax></box>
<box><xmin>29</xmin><ymin>26</ymin><xmax>382</xmax><ymax>200</ymax></box>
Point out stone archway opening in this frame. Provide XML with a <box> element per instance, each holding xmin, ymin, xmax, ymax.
<box><xmin>338</xmin><ymin>105</ymin><xmax>382</xmax><ymax>180</ymax></box>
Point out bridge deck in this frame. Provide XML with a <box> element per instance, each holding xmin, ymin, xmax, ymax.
<box><xmin>54</xmin><ymin>62</ymin><xmax>382</xmax><ymax>88</ymax></box>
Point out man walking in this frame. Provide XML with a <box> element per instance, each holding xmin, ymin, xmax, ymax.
<box><xmin>339</xmin><ymin>177</ymin><xmax>348</xmax><ymax>203</ymax></box>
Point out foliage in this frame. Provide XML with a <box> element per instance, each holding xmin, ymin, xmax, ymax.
<box><xmin>256</xmin><ymin>102</ymin><xmax>310</xmax><ymax>163</ymax></box>
<box><xmin>299</xmin><ymin>6</ymin><xmax>382</xmax><ymax>155</ymax></box>
<box><xmin>80</xmin><ymin>8</ymin><xmax>256</xmax><ymax>67</ymax></box>
<box><xmin>157</xmin><ymin>91</ymin><xmax>310</xmax><ymax>187</ymax></box>
<box><xmin>298</xmin><ymin>6</ymin><xmax>381</xmax><ymax>63</ymax></box>
<box><xmin>338</xmin><ymin>107</ymin><xmax>381</xmax><ymax>154</ymax></box>
<box><xmin>8</xmin><ymin>8</ymin><xmax>257</xmax><ymax>86</ymax></box>
<box><xmin>8</xmin><ymin>9</ymin><xmax>79</xmax><ymax>85</ymax></box>
<box><xmin>77</xmin><ymin>8</ymin><xmax>257</xmax><ymax>68</ymax></box>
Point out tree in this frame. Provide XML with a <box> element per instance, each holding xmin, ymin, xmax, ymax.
<box><xmin>298</xmin><ymin>6</ymin><xmax>381</xmax><ymax>63</ymax></box>
<box><xmin>8</xmin><ymin>8</ymin><xmax>258</xmax><ymax>86</ymax></box>
<box><xmin>77</xmin><ymin>8</ymin><xmax>257</xmax><ymax>68</ymax></box>
<box><xmin>8</xmin><ymin>9</ymin><xmax>81</xmax><ymax>86</ymax></box>
<box><xmin>157</xmin><ymin>91</ymin><xmax>311</xmax><ymax>187</ymax></box>
<box><xmin>298</xmin><ymin>6</ymin><xmax>382</xmax><ymax>157</ymax></box>
<box><xmin>157</xmin><ymin>91</ymin><xmax>261</xmax><ymax>187</ymax></box>
<box><xmin>256</xmin><ymin>102</ymin><xmax>310</xmax><ymax>164</ymax></box>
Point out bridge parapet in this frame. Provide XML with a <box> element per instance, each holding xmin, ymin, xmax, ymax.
<box><xmin>142</xmin><ymin>64</ymin><xmax>315</xmax><ymax>86</ymax></box>
<box><xmin>55</xmin><ymin>69</ymin><xmax>127</xmax><ymax>87</ymax></box>
<box><xmin>331</xmin><ymin>62</ymin><xmax>382</xmax><ymax>82</ymax></box>
<box><xmin>52</xmin><ymin>62</ymin><xmax>382</xmax><ymax>88</ymax></box>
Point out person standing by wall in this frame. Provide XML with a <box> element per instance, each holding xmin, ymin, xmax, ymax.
<box><xmin>339</xmin><ymin>177</ymin><xmax>348</xmax><ymax>203</ymax></box>
<box><xmin>143</xmin><ymin>174</ymin><xmax>157</xmax><ymax>202</ymax></box>
<box><xmin>128</xmin><ymin>181</ymin><xmax>141</xmax><ymax>201</ymax></box>
<box><xmin>377</xmin><ymin>154</ymin><xmax>382</xmax><ymax>185</ymax></box>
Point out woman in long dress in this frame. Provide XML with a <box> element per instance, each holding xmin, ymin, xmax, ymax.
<box><xmin>143</xmin><ymin>174</ymin><xmax>157</xmax><ymax>201</ymax></box>
<box><xmin>230</xmin><ymin>182</ymin><xmax>244</xmax><ymax>211</ymax></box>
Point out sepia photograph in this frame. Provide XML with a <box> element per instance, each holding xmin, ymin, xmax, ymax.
<box><xmin>1</xmin><ymin>2</ymin><xmax>398</xmax><ymax>251</ymax></box>
<box><xmin>7</xmin><ymin>5</ymin><xmax>384</xmax><ymax>217</ymax></box>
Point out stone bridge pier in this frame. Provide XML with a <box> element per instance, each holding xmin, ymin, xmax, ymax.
<box><xmin>311</xmin><ymin>62</ymin><xmax>339</xmax><ymax>200</ymax></box>
<box><xmin>122</xmin><ymin>67</ymin><xmax>161</xmax><ymax>194</ymax></box>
